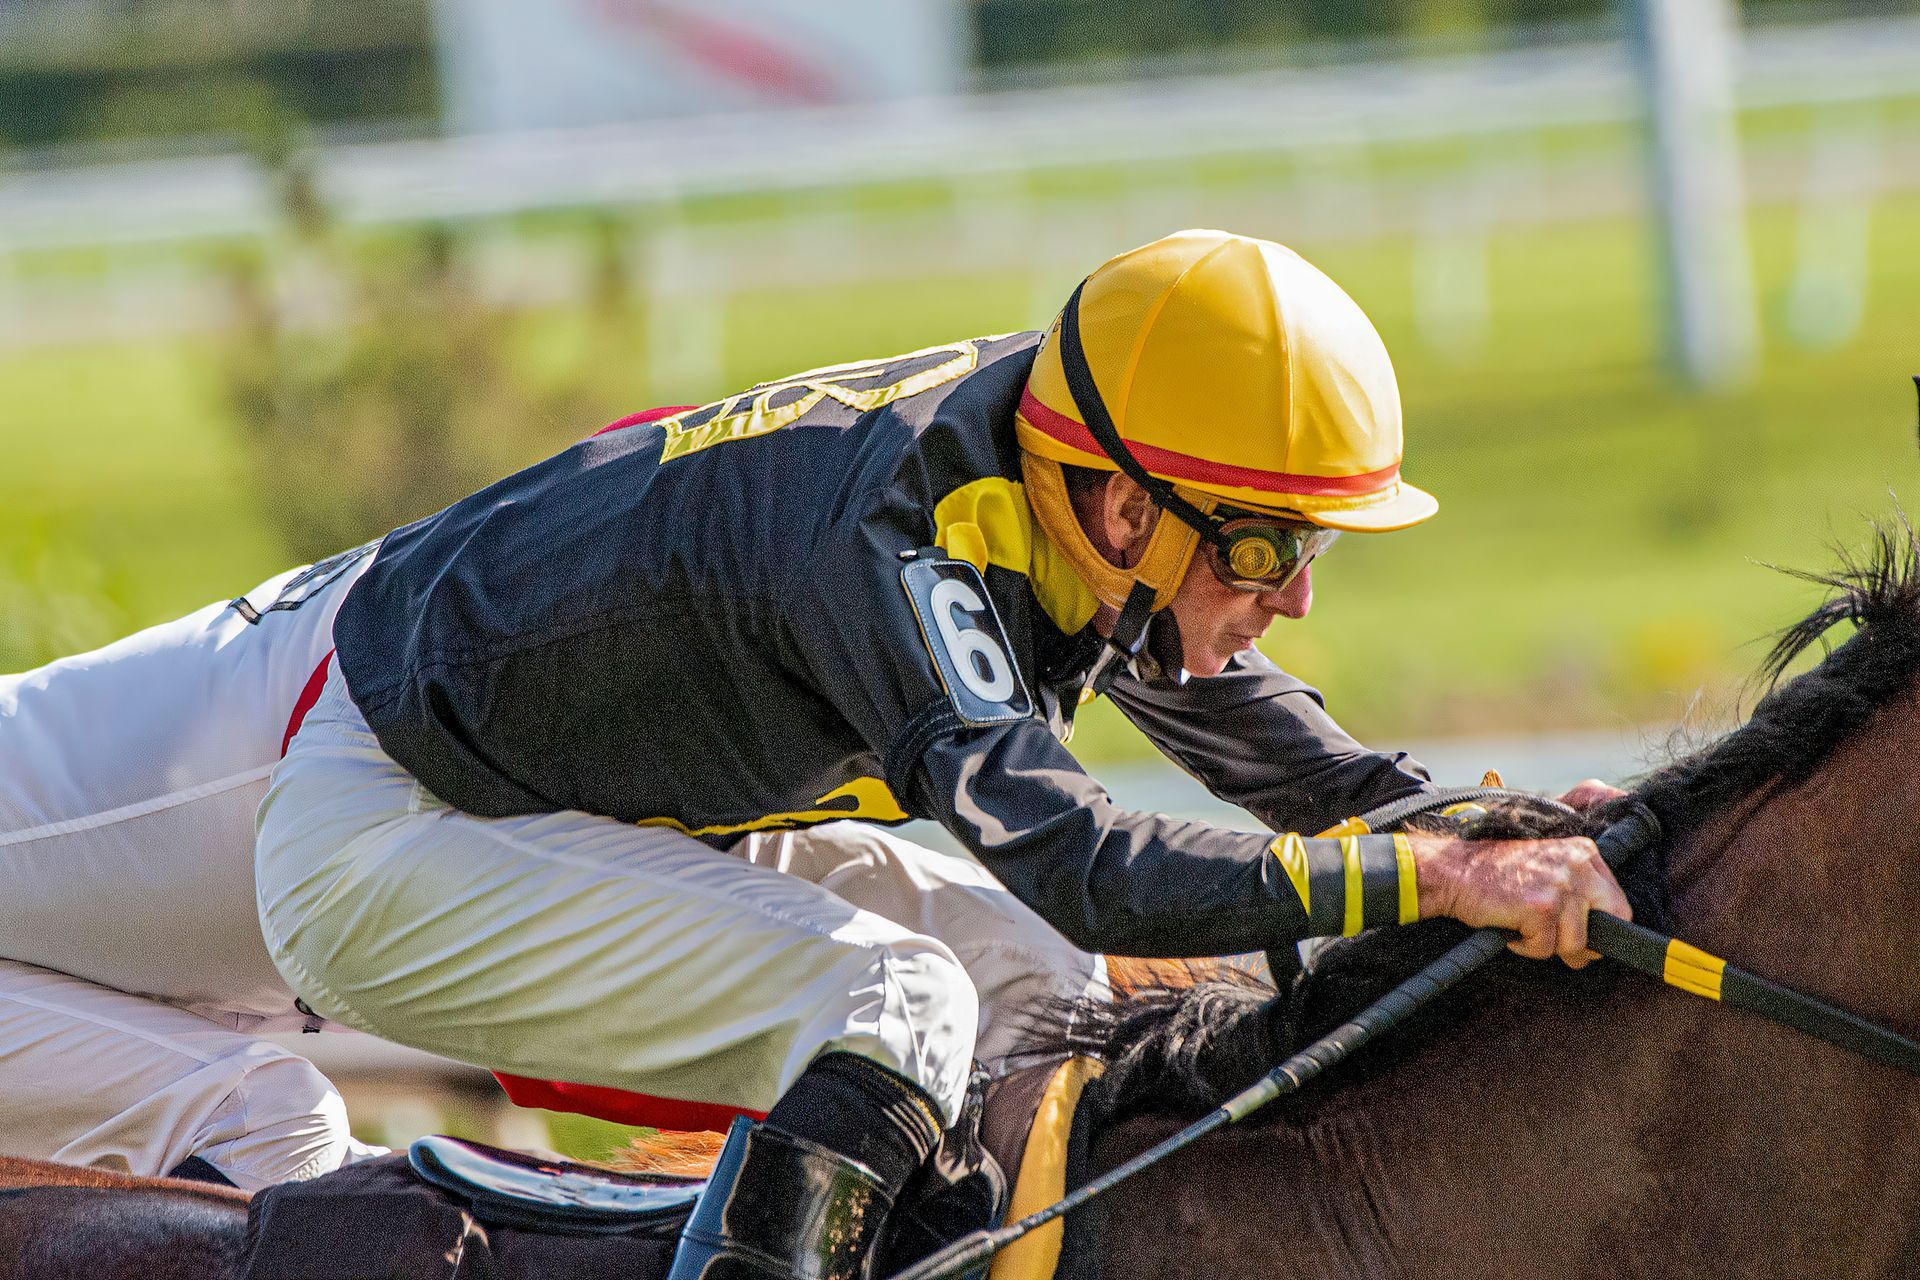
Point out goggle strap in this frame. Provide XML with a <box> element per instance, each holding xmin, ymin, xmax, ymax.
<box><xmin>1057</xmin><ymin>281</ymin><xmax>1226</xmax><ymax>552</ymax></box>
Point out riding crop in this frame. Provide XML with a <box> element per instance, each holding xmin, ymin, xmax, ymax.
<box><xmin>1584</xmin><ymin>911</ymin><xmax>1920</xmax><ymax>1075</ymax></box>
<box><xmin>883</xmin><ymin>805</ymin><xmax>1665</xmax><ymax>1280</ymax></box>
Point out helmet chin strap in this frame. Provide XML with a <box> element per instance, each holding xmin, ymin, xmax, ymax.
<box><xmin>1057</xmin><ymin>281</ymin><xmax>1227</xmax><ymax>552</ymax></box>
<box><xmin>1056</xmin><ymin>277</ymin><xmax>1207</xmax><ymax>693</ymax></box>
<box><xmin>1087</xmin><ymin>580</ymin><xmax>1158</xmax><ymax>696</ymax></box>
<box><xmin>1143</xmin><ymin>609</ymin><xmax>1187</xmax><ymax>681</ymax></box>
<box><xmin>1086</xmin><ymin>585</ymin><xmax>1189</xmax><ymax>694</ymax></box>
<box><xmin>1088</xmin><ymin>522</ymin><xmax>1196</xmax><ymax>692</ymax></box>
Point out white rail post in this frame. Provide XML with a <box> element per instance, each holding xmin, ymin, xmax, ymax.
<box><xmin>1785</xmin><ymin>107</ymin><xmax>1881</xmax><ymax>350</ymax></box>
<box><xmin>1624</xmin><ymin>0</ymin><xmax>1759</xmax><ymax>388</ymax></box>
<box><xmin>1413</xmin><ymin>168</ymin><xmax>1493</xmax><ymax>359</ymax></box>
<box><xmin>643</xmin><ymin>213</ymin><xmax>725</xmax><ymax>401</ymax></box>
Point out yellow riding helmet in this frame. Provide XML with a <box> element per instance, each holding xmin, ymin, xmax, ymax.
<box><xmin>1017</xmin><ymin>229</ymin><xmax>1438</xmax><ymax>615</ymax></box>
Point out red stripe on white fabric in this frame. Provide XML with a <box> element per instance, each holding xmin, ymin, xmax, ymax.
<box><xmin>277</xmin><ymin>408</ymin><xmax>689</xmax><ymax>752</ymax></box>
<box><xmin>281</xmin><ymin>651</ymin><xmax>333</xmax><ymax>758</ymax></box>
<box><xmin>1017</xmin><ymin>387</ymin><xmax>1399</xmax><ymax>498</ymax></box>
<box><xmin>493</xmin><ymin>1071</ymin><xmax>766</xmax><ymax>1133</ymax></box>
<box><xmin>592</xmin><ymin>405</ymin><xmax>698</xmax><ymax>438</ymax></box>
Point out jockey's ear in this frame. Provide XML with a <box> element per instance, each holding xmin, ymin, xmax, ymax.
<box><xmin>1055</xmin><ymin>465</ymin><xmax>1152</xmax><ymax>569</ymax></box>
<box><xmin>1096</xmin><ymin>473</ymin><xmax>1157</xmax><ymax>566</ymax></box>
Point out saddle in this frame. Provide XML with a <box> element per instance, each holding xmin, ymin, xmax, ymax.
<box><xmin>407</xmin><ymin>1136</ymin><xmax>701</xmax><ymax>1233</ymax></box>
<box><xmin>237</xmin><ymin>1152</ymin><xmax>686</xmax><ymax>1280</ymax></box>
<box><xmin>238</xmin><ymin>1060</ymin><xmax>1088</xmax><ymax>1280</ymax></box>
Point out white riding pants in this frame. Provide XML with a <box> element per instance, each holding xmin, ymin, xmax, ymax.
<box><xmin>257</xmin><ymin>663</ymin><xmax>1106</xmax><ymax>1126</ymax></box>
<box><xmin>0</xmin><ymin>958</ymin><xmax>375</xmax><ymax>1189</ymax></box>
<box><xmin>0</xmin><ymin>557</ymin><xmax>377</xmax><ymax>1187</ymax></box>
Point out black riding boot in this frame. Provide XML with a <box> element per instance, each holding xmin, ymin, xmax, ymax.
<box><xmin>666</xmin><ymin>1053</ymin><xmax>945</xmax><ymax>1280</ymax></box>
<box><xmin>666</xmin><ymin>1117</ymin><xmax>895</xmax><ymax>1280</ymax></box>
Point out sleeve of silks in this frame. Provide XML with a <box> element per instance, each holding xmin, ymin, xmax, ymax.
<box><xmin>912</xmin><ymin>723</ymin><xmax>1418</xmax><ymax>954</ymax></box>
<box><xmin>1103</xmin><ymin>650</ymin><xmax>1434</xmax><ymax>837</ymax></box>
<box><xmin>781</xmin><ymin>513</ymin><xmax>1416</xmax><ymax>957</ymax></box>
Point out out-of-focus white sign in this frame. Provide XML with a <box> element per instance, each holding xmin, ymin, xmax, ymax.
<box><xmin>433</xmin><ymin>0</ymin><xmax>968</xmax><ymax>133</ymax></box>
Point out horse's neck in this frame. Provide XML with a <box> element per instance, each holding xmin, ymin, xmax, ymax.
<box><xmin>1092</xmin><ymin>703</ymin><xmax>1920</xmax><ymax>1279</ymax></box>
<box><xmin>1666</xmin><ymin>684</ymin><xmax>1920</xmax><ymax>1037</ymax></box>
<box><xmin>1098</xmin><ymin>982</ymin><xmax>1920</xmax><ymax>1280</ymax></box>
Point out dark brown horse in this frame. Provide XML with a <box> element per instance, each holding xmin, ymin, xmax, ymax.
<box><xmin>0</xmin><ymin>1157</ymin><xmax>248</xmax><ymax>1279</ymax></box>
<box><xmin>6</xmin><ymin>528</ymin><xmax>1919</xmax><ymax>1278</ymax></box>
<box><xmin>1069</xmin><ymin>527</ymin><xmax>1920</xmax><ymax>1278</ymax></box>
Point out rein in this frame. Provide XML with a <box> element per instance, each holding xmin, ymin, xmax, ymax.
<box><xmin>1369</xmin><ymin>790</ymin><xmax>1920</xmax><ymax>1076</ymax></box>
<box><xmin>885</xmin><ymin>790</ymin><xmax>1920</xmax><ymax>1280</ymax></box>
<box><xmin>1587</xmin><ymin>912</ymin><xmax>1920</xmax><ymax>1075</ymax></box>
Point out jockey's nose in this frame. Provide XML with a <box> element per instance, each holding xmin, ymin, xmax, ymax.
<box><xmin>1261</xmin><ymin>562</ymin><xmax>1313</xmax><ymax>619</ymax></box>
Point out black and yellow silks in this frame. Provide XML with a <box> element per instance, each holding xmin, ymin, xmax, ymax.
<box><xmin>331</xmin><ymin>331</ymin><xmax>1437</xmax><ymax>960</ymax></box>
<box><xmin>1272</xmin><ymin>830</ymin><xmax>1419</xmax><ymax>937</ymax></box>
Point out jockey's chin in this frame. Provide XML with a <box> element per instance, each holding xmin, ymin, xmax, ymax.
<box><xmin>1169</xmin><ymin>562</ymin><xmax>1314</xmax><ymax>678</ymax></box>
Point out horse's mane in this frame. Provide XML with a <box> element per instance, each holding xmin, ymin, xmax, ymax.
<box><xmin>1633</xmin><ymin>519</ymin><xmax>1920</xmax><ymax>837</ymax></box>
<box><xmin>1052</xmin><ymin>519</ymin><xmax>1920</xmax><ymax>1124</ymax></box>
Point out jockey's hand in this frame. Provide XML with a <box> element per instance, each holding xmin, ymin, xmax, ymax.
<box><xmin>1557</xmin><ymin>777</ymin><xmax>1629</xmax><ymax>813</ymax></box>
<box><xmin>1406</xmin><ymin>833</ymin><xmax>1632</xmax><ymax>968</ymax></box>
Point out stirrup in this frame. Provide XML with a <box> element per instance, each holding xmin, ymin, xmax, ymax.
<box><xmin>666</xmin><ymin>1116</ymin><xmax>894</xmax><ymax>1280</ymax></box>
<box><xmin>874</xmin><ymin>1065</ymin><xmax>1006</xmax><ymax>1278</ymax></box>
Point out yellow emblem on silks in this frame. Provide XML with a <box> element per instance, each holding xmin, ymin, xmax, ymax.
<box><xmin>656</xmin><ymin>340</ymin><xmax>988</xmax><ymax>464</ymax></box>
<box><xmin>637</xmin><ymin>777</ymin><xmax>908</xmax><ymax>839</ymax></box>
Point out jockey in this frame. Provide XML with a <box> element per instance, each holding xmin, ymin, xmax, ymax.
<box><xmin>268</xmin><ymin>228</ymin><xmax>1629</xmax><ymax>1279</ymax></box>
<box><xmin>0</xmin><ymin>228</ymin><xmax>1630</xmax><ymax>1269</ymax></box>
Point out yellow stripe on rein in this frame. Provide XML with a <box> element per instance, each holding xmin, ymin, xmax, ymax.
<box><xmin>1341</xmin><ymin>836</ymin><xmax>1364</xmax><ymax>937</ymax></box>
<box><xmin>1662</xmin><ymin>938</ymin><xmax>1727</xmax><ymax>1001</ymax></box>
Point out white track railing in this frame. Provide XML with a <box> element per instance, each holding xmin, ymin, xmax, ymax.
<box><xmin>1</xmin><ymin>14</ymin><xmax>1916</xmax><ymax>251</ymax></box>
<box><xmin>0</xmin><ymin>15</ymin><xmax>1914</xmax><ymax>358</ymax></box>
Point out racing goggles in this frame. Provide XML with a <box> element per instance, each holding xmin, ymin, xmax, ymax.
<box><xmin>1203</xmin><ymin>514</ymin><xmax>1339</xmax><ymax>593</ymax></box>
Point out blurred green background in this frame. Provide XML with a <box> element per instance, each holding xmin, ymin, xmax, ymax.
<box><xmin>8</xmin><ymin>107</ymin><xmax>1920</xmax><ymax>748</ymax></box>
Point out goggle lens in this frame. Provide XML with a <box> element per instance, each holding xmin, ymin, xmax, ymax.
<box><xmin>1206</xmin><ymin>518</ymin><xmax>1338</xmax><ymax>592</ymax></box>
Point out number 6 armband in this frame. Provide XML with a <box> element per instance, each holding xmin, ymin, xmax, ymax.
<box><xmin>900</xmin><ymin>557</ymin><xmax>1034</xmax><ymax>727</ymax></box>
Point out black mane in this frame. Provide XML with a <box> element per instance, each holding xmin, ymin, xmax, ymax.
<box><xmin>1633</xmin><ymin>519</ymin><xmax>1920</xmax><ymax>838</ymax></box>
<box><xmin>1053</xmin><ymin>519</ymin><xmax>1920</xmax><ymax>1123</ymax></box>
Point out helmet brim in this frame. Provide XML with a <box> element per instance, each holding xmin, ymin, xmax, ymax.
<box><xmin>1292</xmin><ymin>481</ymin><xmax>1439</xmax><ymax>533</ymax></box>
<box><xmin>1175</xmin><ymin>476</ymin><xmax>1439</xmax><ymax>533</ymax></box>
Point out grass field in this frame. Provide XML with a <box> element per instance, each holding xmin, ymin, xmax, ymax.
<box><xmin>7</xmin><ymin>180</ymin><xmax>1920</xmax><ymax>763</ymax></box>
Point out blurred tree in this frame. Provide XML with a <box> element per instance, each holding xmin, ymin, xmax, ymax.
<box><xmin>0</xmin><ymin>0</ymin><xmax>434</xmax><ymax>150</ymax></box>
<box><xmin>220</xmin><ymin>190</ymin><xmax>643</xmax><ymax>561</ymax></box>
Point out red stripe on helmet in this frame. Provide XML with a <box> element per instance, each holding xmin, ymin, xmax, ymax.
<box><xmin>1018</xmin><ymin>387</ymin><xmax>1399</xmax><ymax>498</ymax></box>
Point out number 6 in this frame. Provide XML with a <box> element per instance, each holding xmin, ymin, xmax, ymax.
<box><xmin>928</xmin><ymin>578</ymin><xmax>1016</xmax><ymax>703</ymax></box>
